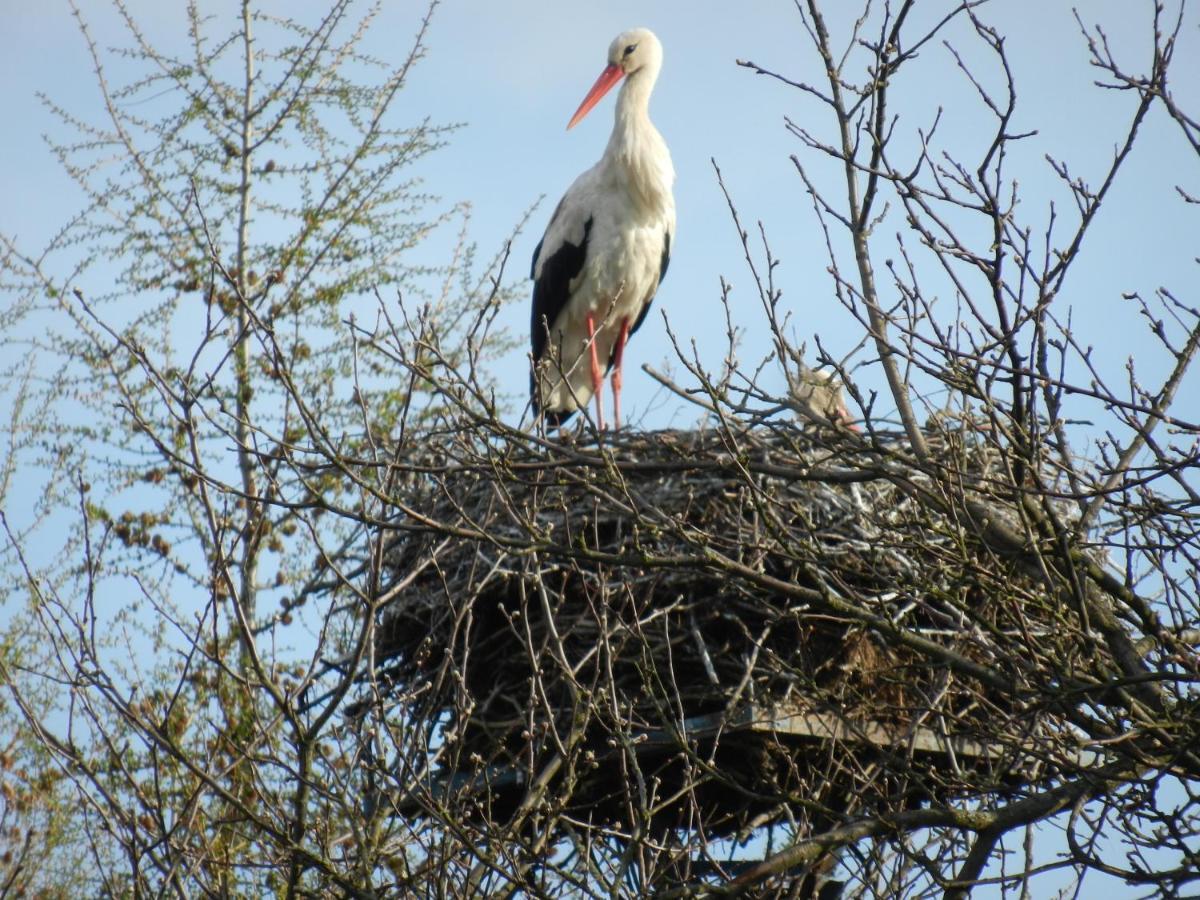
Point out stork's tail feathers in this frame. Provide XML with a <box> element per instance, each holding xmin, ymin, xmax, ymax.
<box><xmin>537</xmin><ymin>406</ymin><xmax>577</xmax><ymax>428</ymax></box>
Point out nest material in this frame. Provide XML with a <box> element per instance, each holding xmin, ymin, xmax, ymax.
<box><xmin>373</xmin><ymin>424</ymin><xmax>1093</xmax><ymax>835</ymax></box>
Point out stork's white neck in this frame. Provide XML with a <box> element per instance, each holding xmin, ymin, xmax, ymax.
<box><xmin>604</xmin><ymin>64</ymin><xmax>674</xmax><ymax>217</ymax></box>
<box><xmin>616</xmin><ymin>61</ymin><xmax>657</xmax><ymax>125</ymax></box>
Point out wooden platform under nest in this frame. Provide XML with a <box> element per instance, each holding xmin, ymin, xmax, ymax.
<box><xmin>366</xmin><ymin>424</ymin><xmax>1097</xmax><ymax>836</ymax></box>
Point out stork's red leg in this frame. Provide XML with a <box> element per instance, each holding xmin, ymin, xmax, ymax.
<box><xmin>611</xmin><ymin>317</ymin><xmax>631</xmax><ymax>430</ymax></box>
<box><xmin>585</xmin><ymin>312</ymin><xmax>606</xmax><ymax>430</ymax></box>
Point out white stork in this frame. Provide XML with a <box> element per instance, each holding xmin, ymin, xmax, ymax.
<box><xmin>788</xmin><ymin>366</ymin><xmax>859</xmax><ymax>431</ymax></box>
<box><xmin>530</xmin><ymin>28</ymin><xmax>675</xmax><ymax>430</ymax></box>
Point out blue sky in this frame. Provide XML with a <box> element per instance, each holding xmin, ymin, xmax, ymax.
<box><xmin>3</xmin><ymin>0</ymin><xmax>1197</xmax><ymax>429</ymax></box>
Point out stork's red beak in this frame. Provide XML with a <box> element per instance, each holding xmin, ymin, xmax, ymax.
<box><xmin>567</xmin><ymin>63</ymin><xmax>624</xmax><ymax>130</ymax></box>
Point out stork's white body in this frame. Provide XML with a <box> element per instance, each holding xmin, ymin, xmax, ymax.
<box><xmin>530</xmin><ymin>28</ymin><xmax>675</xmax><ymax>428</ymax></box>
<box><xmin>788</xmin><ymin>366</ymin><xmax>858</xmax><ymax>430</ymax></box>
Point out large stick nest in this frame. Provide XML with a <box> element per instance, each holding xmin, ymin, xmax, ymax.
<box><xmin>370</xmin><ymin>423</ymin><xmax>1097</xmax><ymax>836</ymax></box>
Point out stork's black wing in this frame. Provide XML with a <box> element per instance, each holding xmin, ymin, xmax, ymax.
<box><xmin>629</xmin><ymin>228</ymin><xmax>671</xmax><ymax>337</ymax></box>
<box><xmin>530</xmin><ymin>215</ymin><xmax>594</xmax><ymax>366</ymax></box>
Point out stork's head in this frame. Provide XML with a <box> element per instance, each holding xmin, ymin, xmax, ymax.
<box><xmin>567</xmin><ymin>28</ymin><xmax>663</xmax><ymax>130</ymax></box>
<box><xmin>607</xmin><ymin>28</ymin><xmax>662</xmax><ymax>77</ymax></box>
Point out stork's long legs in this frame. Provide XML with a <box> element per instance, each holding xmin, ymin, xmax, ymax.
<box><xmin>610</xmin><ymin>317</ymin><xmax>631</xmax><ymax>430</ymax></box>
<box><xmin>585</xmin><ymin>312</ymin><xmax>606</xmax><ymax>430</ymax></box>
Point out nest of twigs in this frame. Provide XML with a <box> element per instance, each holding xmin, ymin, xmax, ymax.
<box><xmin>371</xmin><ymin>423</ymin><xmax>1095</xmax><ymax>836</ymax></box>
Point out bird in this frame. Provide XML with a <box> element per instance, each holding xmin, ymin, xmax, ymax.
<box><xmin>529</xmin><ymin>28</ymin><xmax>675</xmax><ymax>431</ymax></box>
<box><xmin>787</xmin><ymin>366</ymin><xmax>858</xmax><ymax>431</ymax></box>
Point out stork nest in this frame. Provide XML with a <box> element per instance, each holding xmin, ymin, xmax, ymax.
<box><xmin>369</xmin><ymin>422</ymin><xmax>1098</xmax><ymax>835</ymax></box>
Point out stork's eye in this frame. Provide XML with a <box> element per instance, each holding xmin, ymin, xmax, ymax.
<box><xmin>623</xmin><ymin>43</ymin><xmax>637</xmax><ymax>57</ymax></box>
